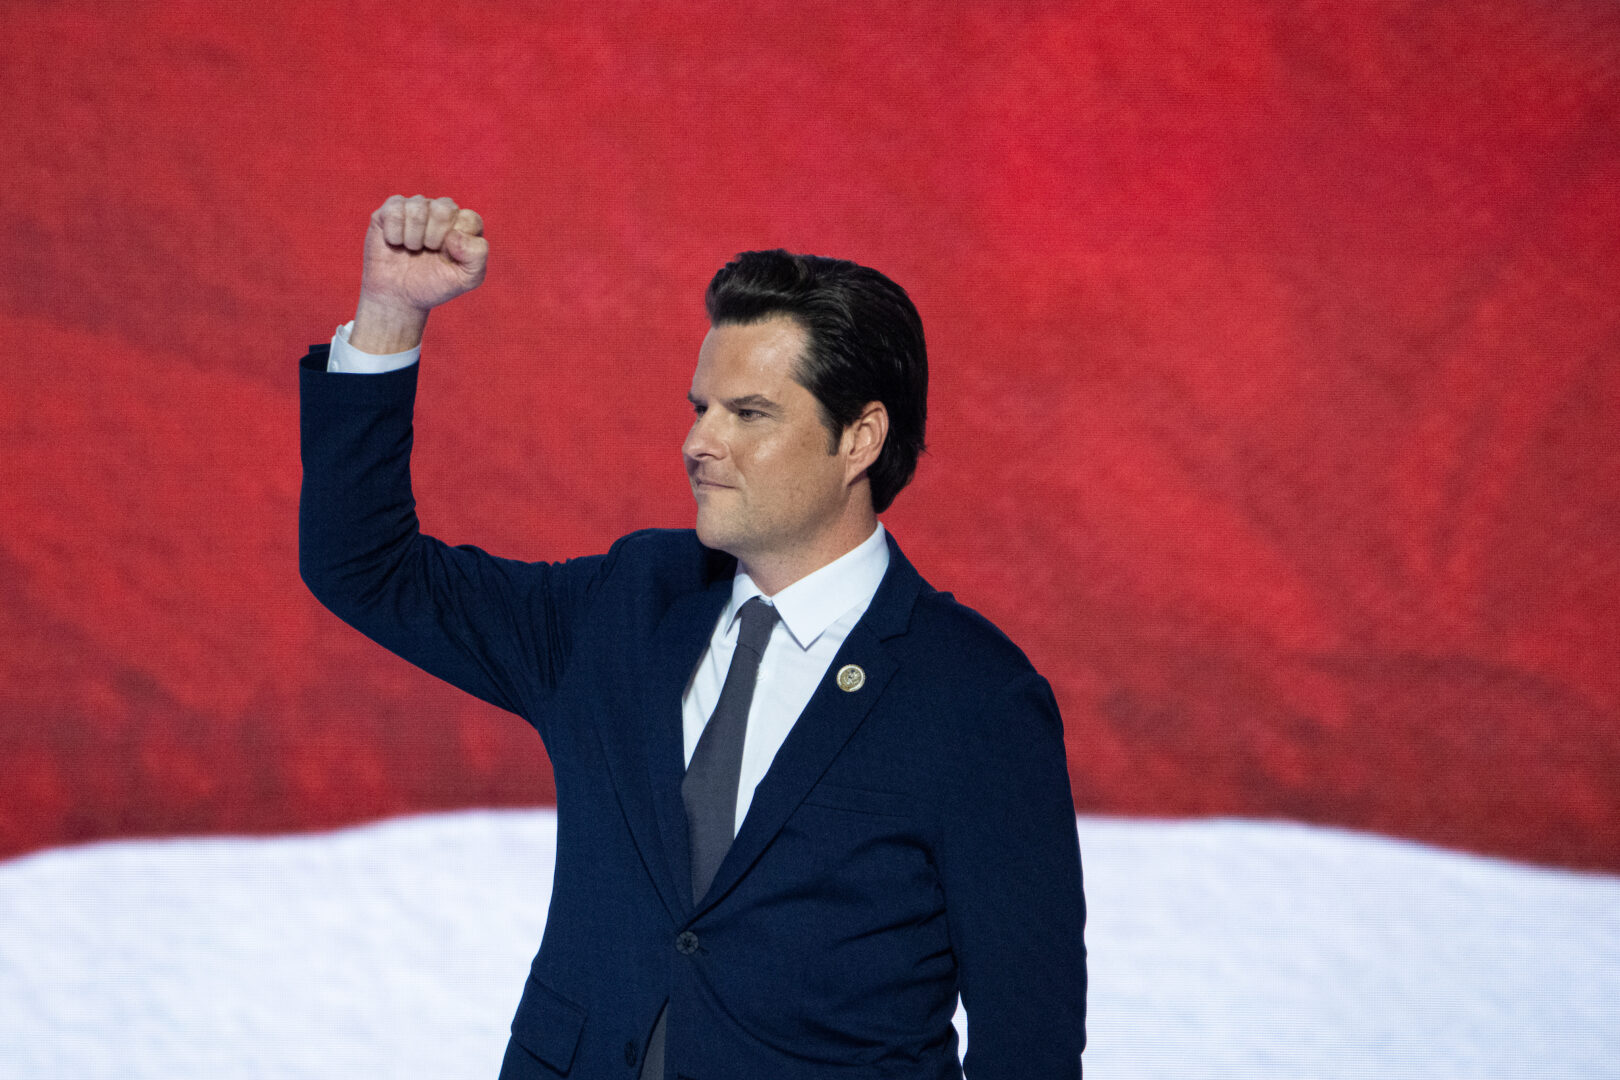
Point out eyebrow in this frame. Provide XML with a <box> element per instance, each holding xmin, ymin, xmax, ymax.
<box><xmin>688</xmin><ymin>392</ymin><xmax>780</xmax><ymax>411</ymax></box>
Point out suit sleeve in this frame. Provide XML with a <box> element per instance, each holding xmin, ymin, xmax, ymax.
<box><xmin>297</xmin><ymin>346</ymin><xmax>609</xmax><ymax>733</ymax></box>
<box><xmin>938</xmin><ymin>670</ymin><xmax>1088</xmax><ymax>1079</ymax></box>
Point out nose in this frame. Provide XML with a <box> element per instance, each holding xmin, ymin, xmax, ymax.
<box><xmin>683</xmin><ymin>410</ymin><xmax>723</xmax><ymax>465</ymax></box>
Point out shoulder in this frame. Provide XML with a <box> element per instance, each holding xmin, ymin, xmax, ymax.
<box><xmin>593</xmin><ymin>528</ymin><xmax>736</xmax><ymax>594</ymax></box>
<box><xmin>884</xmin><ymin>589</ymin><xmax>1068</xmax><ymax>801</ymax></box>
<box><xmin>603</xmin><ymin>528</ymin><xmax>728</xmax><ymax>572</ymax></box>
<box><xmin>873</xmin><ymin>538</ymin><xmax>1042</xmax><ymax>696</ymax></box>
<box><xmin>891</xmin><ymin>587</ymin><xmax>1050</xmax><ymax>721</ymax></box>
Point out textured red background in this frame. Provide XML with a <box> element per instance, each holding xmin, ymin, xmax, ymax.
<box><xmin>2</xmin><ymin>1</ymin><xmax>1617</xmax><ymax>870</ymax></box>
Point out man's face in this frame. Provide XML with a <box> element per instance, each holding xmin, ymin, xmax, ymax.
<box><xmin>683</xmin><ymin>316</ymin><xmax>851</xmax><ymax>575</ymax></box>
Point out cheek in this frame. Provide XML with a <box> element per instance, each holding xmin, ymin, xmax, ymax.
<box><xmin>736</xmin><ymin>428</ymin><xmax>836</xmax><ymax>500</ymax></box>
<box><xmin>776</xmin><ymin>449</ymin><xmax>841</xmax><ymax>504</ymax></box>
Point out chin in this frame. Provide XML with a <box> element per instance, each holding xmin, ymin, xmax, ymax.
<box><xmin>692</xmin><ymin>513</ymin><xmax>732</xmax><ymax>553</ymax></box>
<box><xmin>696</xmin><ymin>516</ymin><xmax>762</xmax><ymax>564</ymax></box>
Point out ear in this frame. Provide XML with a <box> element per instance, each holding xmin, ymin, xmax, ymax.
<box><xmin>840</xmin><ymin>401</ymin><xmax>889</xmax><ymax>486</ymax></box>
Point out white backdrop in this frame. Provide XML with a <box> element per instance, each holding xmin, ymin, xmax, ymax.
<box><xmin>2</xmin><ymin>811</ymin><xmax>1615</xmax><ymax>1079</ymax></box>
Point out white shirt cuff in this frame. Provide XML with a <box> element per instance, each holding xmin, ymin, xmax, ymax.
<box><xmin>326</xmin><ymin>321</ymin><xmax>421</xmax><ymax>374</ymax></box>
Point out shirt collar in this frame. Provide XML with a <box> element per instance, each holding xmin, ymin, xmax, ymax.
<box><xmin>726</xmin><ymin>523</ymin><xmax>890</xmax><ymax>650</ymax></box>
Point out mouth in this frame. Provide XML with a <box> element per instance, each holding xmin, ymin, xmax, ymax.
<box><xmin>690</xmin><ymin>476</ymin><xmax>734</xmax><ymax>491</ymax></box>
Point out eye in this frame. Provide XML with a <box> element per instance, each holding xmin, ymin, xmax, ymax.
<box><xmin>691</xmin><ymin>402</ymin><xmax>707</xmax><ymax>417</ymax></box>
<box><xmin>736</xmin><ymin>408</ymin><xmax>763</xmax><ymax>421</ymax></box>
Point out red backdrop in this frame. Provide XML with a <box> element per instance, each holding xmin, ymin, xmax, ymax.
<box><xmin>2</xmin><ymin>1</ymin><xmax>1617</xmax><ymax>870</ymax></box>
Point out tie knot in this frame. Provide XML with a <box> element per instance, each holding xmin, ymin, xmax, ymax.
<box><xmin>735</xmin><ymin>596</ymin><xmax>780</xmax><ymax>655</ymax></box>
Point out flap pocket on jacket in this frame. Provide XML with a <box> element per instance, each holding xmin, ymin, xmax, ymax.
<box><xmin>510</xmin><ymin>973</ymin><xmax>587</xmax><ymax>1075</ymax></box>
<box><xmin>802</xmin><ymin>782</ymin><xmax>910</xmax><ymax>817</ymax></box>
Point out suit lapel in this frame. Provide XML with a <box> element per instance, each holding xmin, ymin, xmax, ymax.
<box><xmin>646</xmin><ymin>579</ymin><xmax>731</xmax><ymax>912</ymax></box>
<box><xmin>693</xmin><ymin>535</ymin><xmax>926</xmax><ymax>916</ymax></box>
<box><xmin>596</xmin><ymin>567</ymin><xmax>731</xmax><ymax>922</ymax></box>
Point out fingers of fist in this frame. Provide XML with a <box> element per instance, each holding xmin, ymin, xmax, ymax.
<box><xmin>372</xmin><ymin>195</ymin><xmax>483</xmax><ymax>256</ymax></box>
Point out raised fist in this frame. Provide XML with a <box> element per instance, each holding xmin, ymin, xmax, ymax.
<box><xmin>350</xmin><ymin>195</ymin><xmax>488</xmax><ymax>353</ymax></box>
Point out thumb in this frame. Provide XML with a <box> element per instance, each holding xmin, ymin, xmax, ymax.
<box><xmin>443</xmin><ymin>226</ymin><xmax>489</xmax><ymax>271</ymax></box>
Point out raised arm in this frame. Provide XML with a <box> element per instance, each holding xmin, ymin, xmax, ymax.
<box><xmin>299</xmin><ymin>197</ymin><xmax>601</xmax><ymax>731</ymax></box>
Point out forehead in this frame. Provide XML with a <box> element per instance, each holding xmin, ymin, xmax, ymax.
<box><xmin>692</xmin><ymin>316</ymin><xmax>809</xmax><ymax>393</ymax></box>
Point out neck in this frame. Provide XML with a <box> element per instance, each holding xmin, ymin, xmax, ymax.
<box><xmin>739</xmin><ymin>511</ymin><xmax>878</xmax><ymax>597</ymax></box>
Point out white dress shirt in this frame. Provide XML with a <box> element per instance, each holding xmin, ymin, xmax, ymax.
<box><xmin>682</xmin><ymin>523</ymin><xmax>888</xmax><ymax>834</ymax></box>
<box><xmin>325</xmin><ymin>323</ymin><xmax>892</xmax><ymax>835</ymax></box>
<box><xmin>326</xmin><ymin>321</ymin><xmax>421</xmax><ymax>373</ymax></box>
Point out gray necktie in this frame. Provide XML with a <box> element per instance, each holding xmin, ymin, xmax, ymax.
<box><xmin>682</xmin><ymin>595</ymin><xmax>779</xmax><ymax>903</ymax></box>
<box><xmin>642</xmin><ymin>597</ymin><xmax>778</xmax><ymax>1079</ymax></box>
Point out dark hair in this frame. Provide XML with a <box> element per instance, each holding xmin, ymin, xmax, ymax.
<box><xmin>704</xmin><ymin>250</ymin><xmax>927</xmax><ymax>513</ymax></box>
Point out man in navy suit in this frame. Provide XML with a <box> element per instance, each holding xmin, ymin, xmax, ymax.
<box><xmin>300</xmin><ymin>195</ymin><xmax>1086</xmax><ymax>1079</ymax></box>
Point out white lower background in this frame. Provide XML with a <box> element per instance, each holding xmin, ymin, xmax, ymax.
<box><xmin>1</xmin><ymin>812</ymin><xmax>1616</xmax><ymax>1079</ymax></box>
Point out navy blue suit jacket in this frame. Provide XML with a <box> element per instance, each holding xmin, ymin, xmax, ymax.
<box><xmin>298</xmin><ymin>349</ymin><xmax>1086</xmax><ymax>1079</ymax></box>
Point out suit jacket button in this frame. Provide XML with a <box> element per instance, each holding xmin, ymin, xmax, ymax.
<box><xmin>676</xmin><ymin>930</ymin><xmax>700</xmax><ymax>955</ymax></box>
<box><xmin>624</xmin><ymin>1040</ymin><xmax>638</xmax><ymax>1066</ymax></box>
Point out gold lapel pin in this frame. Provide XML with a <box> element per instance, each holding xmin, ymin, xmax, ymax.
<box><xmin>836</xmin><ymin>664</ymin><xmax>865</xmax><ymax>692</ymax></box>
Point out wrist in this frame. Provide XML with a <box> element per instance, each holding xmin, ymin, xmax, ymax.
<box><xmin>350</xmin><ymin>295</ymin><xmax>428</xmax><ymax>354</ymax></box>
